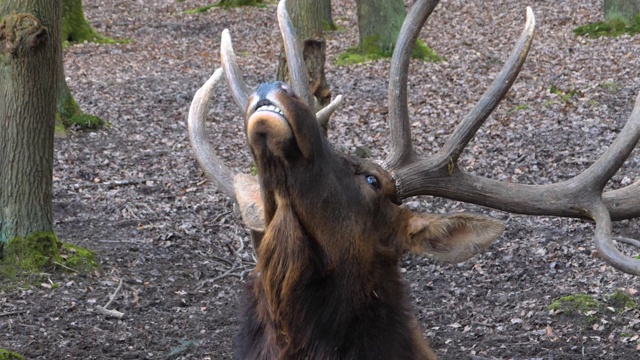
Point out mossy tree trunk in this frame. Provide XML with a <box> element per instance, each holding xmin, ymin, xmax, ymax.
<box><xmin>355</xmin><ymin>0</ymin><xmax>405</xmax><ymax>55</ymax></box>
<box><xmin>604</xmin><ymin>0</ymin><xmax>640</xmax><ymax>23</ymax></box>
<box><xmin>62</xmin><ymin>0</ymin><xmax>101</xmax><ymax>43</ymax></box>
<box><xmin>276</xmin><ymin>0</ymin><xmax>332</xmax><ymax>135</ymax></box>
<box><xmin>0</xmin><ymin>0</ymin><xmax>60</xmax><ymax>248</ymax></box>
<box><xmin>320</xmin><ymin>0</ymin><xmax>335</xmax><ymax>31</ymax></box>
<box><xmin>57</xmin><ymin>0</ymin><xmax>104</xmax><ymax>129</ymax></box>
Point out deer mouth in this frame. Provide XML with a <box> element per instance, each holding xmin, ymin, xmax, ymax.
<box><xmin>246</xmin><ymin>82</ymin><xmax>319</xmax><ymax>163</ymax></box>
<box><xmin>247</xmin><ymin>98</ymin><xmax>295</xmax><ymax>159</ymax></box>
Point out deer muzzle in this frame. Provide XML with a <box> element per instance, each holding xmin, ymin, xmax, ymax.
<box><xmin>245</xmin><ymin>82</ymin><xmax>319</xmax><ymax>162</ymax></box>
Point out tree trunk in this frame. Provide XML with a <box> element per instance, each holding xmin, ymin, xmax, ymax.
<box><xmin>0</xmin><ymin>0</ymin><xmax>60</xmax><ymax>246</ymax></box>
<box><xmin>58</xmin><ymin>0</ymin><xmax>104</xmax><ymax>129</ymax></box>
<box><xmin>355</xmin><ymin>0</ymin><xmax>405</xmax><ymax>55</ymax></box>
<box><xmin>62</xmin><ymin>0</ymin><xmax>101</xmax><ymax>43</ymax></box>
<box><xmin>320</xmin><ymin>0</ymin><xmax>335</xmax><ymax>31</ymax></box>
<box><xmin>604</xmin><ymin>0</ymin><xmax>640</xmax><ymax>23</ymax></box>
<box><xmin>277</xmin><ymin>0</ymin><xmax>332</xmax><ymax>135</ymax></box>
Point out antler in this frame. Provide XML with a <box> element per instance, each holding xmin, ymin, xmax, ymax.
<box><xmin>188</xmin><ymin>0</ymin><xmax>342</xmax><ymax>202</ymax></box>
<box><xmin>383</xmin><ymin>1</ymin><xmax>640</xmax><ymax>275</ymax></box>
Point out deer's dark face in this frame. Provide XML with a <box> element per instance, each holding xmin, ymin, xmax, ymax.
<box><xmin>245</xmin><ymin>82</ymin><xmax>403</xmax><ymax>273</ymax></box>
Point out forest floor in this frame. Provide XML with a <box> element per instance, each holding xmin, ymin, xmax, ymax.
<box><xmin>2</xmin><ymin>0</ymin><xmax>640</xmax><ymax>359</ymax></box>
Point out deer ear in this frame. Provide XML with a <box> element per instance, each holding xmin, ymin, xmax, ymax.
<box><xmin>234</xmin><ymin>174</ymin><xmax>265</xmax><ymax>232</ymax></box>
<box><xmin>405</xmin><ymin>212</ymin><xmax>505</xmax><ymax>263</ymax></box>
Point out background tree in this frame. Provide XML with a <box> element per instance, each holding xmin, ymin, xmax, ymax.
<box><xmin>338</xmin><ymin>0</ymin><xmax>440</xmax><ymax>65</ymax></box>
<box><xmin>276</xmin><ymin>0</ymin><xmax>332</xmax><ymax>135</ymax></box>
<box><xmin>604</xmin><ymin>0</ymin><xmax>640</xmax><ymax>23</ymax></box>
<box><xmin>356</xmin><ymin>0</ymin><xmax>404</xmax><ymax>55</ymax></box>
<box><xmin>0</xmin><ymin>0</ymin><xmax>61</xmax><ymax>264</ymax></box>
<box><xmin>57</xmin><ymin>0</ymin><xmax>108</xmax><ymax>130</ymax></box>
<box><xmin>574</xmin><ymin>0</ymin><xmax>640</xmax><ymax>37</ymax></box>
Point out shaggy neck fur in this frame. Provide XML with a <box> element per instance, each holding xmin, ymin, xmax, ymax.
<box><xmin>234</xmin><ymin>200</ymin><xmax>430</xmax><ymax>360</ymax></box>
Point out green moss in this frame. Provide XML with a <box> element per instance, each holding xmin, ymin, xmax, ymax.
<box><xmin>1</xmin><ymin>232</ymin><xmax>98</xmax><ymax>276</ymax></box>
<box><xmin>184</xmin><ymin>4</ymin><xmax>216</xmax><ymax>14</ymax></box>
<box><xmin>0</xmin><ymin>349</ymin><xmax>25</xmax><ymax>360</ymax></box>
<box><xmin>63</xmin><ymin>113</ymin><xmax>104</xmax><ymax>129</ymax></box>
<box><xmin>548</xmin><ymin>294</ymin><xmax>600</xmax><ymax>324</ymax></box>
<box><xmin>608</xmin><ymin>289</ymin><xmax>637</xmax><ymax>310</ymax></box>
<box><xmin>216</xmin><ymin>0</ymin><xmax>266</xmax><ymax>9</ymax></box>
<box><xmin>60</xmin><ymin>242</ymin><xmax>98</xmax><ymax>272</ymax></box>
<box><xmin>57</xmin><ymin>88</ymin><xmax>105</xmax><ymax>130</ymax></box>
<box><xmin>322</xmin><ymin>20</ymin><xmax>337</xmax><ymax>32</ymax></box>
<box><xmin>599</xmin><ymin>81</ymin><xmax>621</xmax><ymax>92</ymax></box>
<box><xmin>510</xmin><ymin>104</ymin><xmax>529</xmax><ymax>113</ymax></box>
<box><xmin>336</xmin><ymin>36</ymin><xmax>441</xmax><ymax>66</ymax></box>
<box><xmin>573</xmin><ymin>14</ymin><xmax>640</xmax><ymax>38</ymax></box>
<box><xmin>61</xmin><ymin>0</ymin><xmax>125</xmax><ymax>46</ymax></box>
<box><xmin>412</xmin><ymin>39</ymin><xmax>442</xmax><ymax>62</ymax></box>
<box><xmin>54</xmin><ymin>113</ymin><xmax>67</xmax><ymax>137</ymax></box>
<box><xmin>184</xmin><ymin>0</ymin><xmax>265</xmax><ymax>13</ymax></box>
<box><xmin>3</xmin><ymin>231</ymin><xmax>62</xmax><ymax>271</ymax></box>
<box><xmin>546</xmin><ymin>292</ymin><xmax>637</xmax><ymax>325</ymax></box>
<box><xmin>549</xmin><ymin>84</ymin><xmax>578</xmax><ymax>103</ymax></box>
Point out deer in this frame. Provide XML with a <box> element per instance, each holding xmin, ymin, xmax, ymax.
<box><xmin>188</xmin><ymin>0</ymin><xmax>640</xmax><ymax>358</ymax></box>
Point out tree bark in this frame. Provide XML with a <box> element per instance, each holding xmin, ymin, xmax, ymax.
<box><xmin>277</xmin><ymin>0</ymin><xmax>332</xmax><ymax>134</ymax></box>
<box><xmin>320</xmin><ymin>0</ymin><xmax>335</xmax><ymax>31</ymax></box>
<box><xmin>604</xmin><ymin>0</ymin><xmax>640</xmax><ymax>23</ymax></box>
<box><xmin>62</xmin><ymin>0</ymin><xmax>100</xmax><ymax>43</ymax></box>
<box><xmin>0</xmin><ymin>0</ymin><xmax>60</xmax><ymax>245</ymax></box>
<box><xmin>355</xmin><ymin>0</ymin><xmax>405</xmax><ymax>55</ymax></box>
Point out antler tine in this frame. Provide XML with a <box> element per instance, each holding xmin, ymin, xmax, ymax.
<box><xmin>221</xmin><ymin>29</ymin><xmax>250</xmax><ymax>111</ymax></box>
<box><xmin>393</xmin><ymin>89</ymin><xmax>640</xmax><ymax>213</ymax></box>
<box><xmin>604</xmin><ymin>180</ymin><xmax>640</xmax><ymax>220</ymax></box>
<box><xmin>277</xmin><ymin>0</ymin><xmax>314</xmax><ymax>109</ymax></box>
<box><xmin>188</xmin><ymin>68</ymin><xmax>237</xmax><ymax>202</ymax></box>
<box><xmin>385</xmin><ymin>0</ymin><xmax>441</xmax><ymax>170</ymax></box>
<box><xmin>590</xmin><ymin>202</ymin><xmax>640</xmax><ymax>275</ymax></box>
<box><xmin>316</xmin><ymin>94</ymin><xmax>343</xmax><ymax>128</ymax></box>
<box><xmin>440</xmin><ymin>7</ymin><xmax>535</xmax><ymax>164</ymax></box>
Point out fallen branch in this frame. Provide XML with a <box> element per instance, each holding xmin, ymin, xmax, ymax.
<box><xmin>53</xmin><ymin>261</ymin><xmax>78</xmax><ymax>273</ymax></box>
<box><xmin>70</xmin><ymin>178</ymin><xmax>163</xmax><ymax>190</ymax></box>
<box><xmin>0</xmin><ymin>310</ymin><xmax>25</xmax><ymax>317</ymax></box>
<box><xmin>95</xmin><ymin>279</ymin><xmax>125</xmax><ymax>319</ymax></box>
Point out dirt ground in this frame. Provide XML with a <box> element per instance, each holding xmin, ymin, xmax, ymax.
<box><xmin>2</xmin><ymin>0</ymin><xmax>640</xmax><ymax>359</ymax></box>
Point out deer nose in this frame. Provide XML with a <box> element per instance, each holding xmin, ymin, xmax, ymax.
<box><xmin>277</xmin><ymin>82</ymin><xmax>295</xmax><ymax>96</ymax></box>
<box><xmin>255</xmin><ymin>82</ymin><xmax>297</xmax><ymax>99</ymax></box>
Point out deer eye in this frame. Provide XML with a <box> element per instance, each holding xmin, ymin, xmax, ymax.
<box><xmin>365</xmin><ymin>175</ymin><xmax>380</xmax><ymax>190</ymax></box>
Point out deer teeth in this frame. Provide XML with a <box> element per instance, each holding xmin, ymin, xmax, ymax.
<box><xmin>256</xmin><ymin>105</ymin><xmax>284</xmax><ymax>116</ymax></box>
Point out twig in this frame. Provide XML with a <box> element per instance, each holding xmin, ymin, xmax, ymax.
<box><xmin>209</xmin><ymin>254</ymin><xmax>234</xmax><ymax>267</ymax></box>
<box><xmin>95</xmin><ymin>279</ymin><xmax>125</xmax><ymax>319</ymax></box>
<box><xmin>54</xmin><ymin>261</ymin><xmax>78</xmax><ymax>273</ymax></box>
<box><xmin>196</xmin><ymin>262</ymin><xmax>248</xmax><ymax>289</ymax></box>
<box><xmin>70</xmin><ymin>178</ymin><xmax>162</xmax><ymax>190</ymax></box>
<box><xmin>0</xmin><ymin>310</ymin><xmax>25</xmax><ymax>317</ymax></box>
<box><xmin>17</xmin><ymin>323</ymin><xmax>38</xmax><ymax>329</ymax></box>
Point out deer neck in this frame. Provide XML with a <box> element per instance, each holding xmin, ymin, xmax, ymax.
<box><xmin>251</xmin><ymin>200</ymin><xmax>410</xmax><ymax>356</ymax></box>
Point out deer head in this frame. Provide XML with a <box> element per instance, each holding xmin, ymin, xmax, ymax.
<box><xmin>188</xmin><ymin>0</ymin><xmax>640</xmax><ymax>357</ymax></box>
